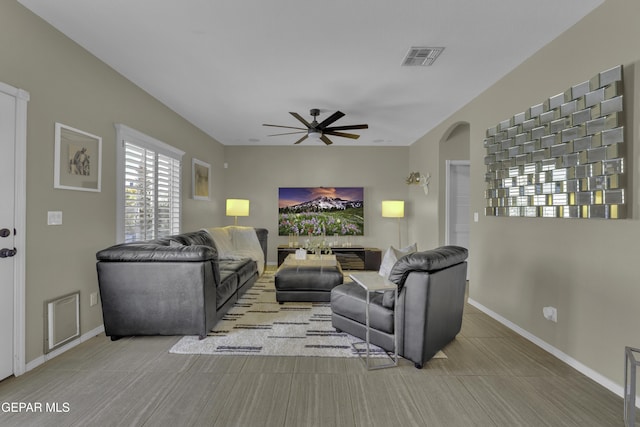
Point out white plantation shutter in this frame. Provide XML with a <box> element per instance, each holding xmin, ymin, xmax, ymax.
<box><xmin>116</xmin><ymin>124</ymin><xmax>184</xmax><ymax>243</ymax></box>
<box><xmin>156</xmin><ymin>153</ymin><xmax>181</xmax><ymax>237</ymax></box>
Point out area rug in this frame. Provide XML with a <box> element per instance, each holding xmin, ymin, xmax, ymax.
<box><xmin>169</xmin><ymin>270</ymin><xmax>446</xmax><ymax>360</ymax></box>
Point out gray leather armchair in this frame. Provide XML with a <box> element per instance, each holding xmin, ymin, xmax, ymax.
<box><xmin>331</xmin><ymin>245</ymin><xmax>468</xmax><ymax>368</ymax></box>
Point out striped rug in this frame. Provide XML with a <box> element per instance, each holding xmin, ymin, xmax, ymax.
<box><xmin>169</xmin><ymin>270</ymin><xmax>446</xmax><ymax>360</ymax></box>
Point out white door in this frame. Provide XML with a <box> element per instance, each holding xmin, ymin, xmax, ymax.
<box><xmin>0</xmin><ymin>88</ymin><xmax>17</xmax><ymax>380</ymax></box>
<box><xmin>446</xmin><ymin>161</ymin><xmax>470</xmax><ymax>276</ymax></box>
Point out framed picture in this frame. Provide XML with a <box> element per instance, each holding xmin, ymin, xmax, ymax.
<box><xmin>54</xmin><ymin>123</ymin><xmax>102</xmax><ymax>192</ymax></box>
<box><xmin>192</xmin><ymin>158</ymin><xmax>211</xmax><ymax>200</ymax></box>
<box><xmin>278</xmin><ymin>187</ymin><xmax>364</xmax><ymax>236</ymax></box>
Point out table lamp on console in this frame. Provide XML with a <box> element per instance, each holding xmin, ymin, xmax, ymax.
<box><xmin>381</xmin><ymin>200</ymin><xmax>404</xmax><ymax>247</ymax></box>
<box><xmin>226</xmin><ymin>198</ymin><xmax>250</xmax><ymax>225</ymax></box>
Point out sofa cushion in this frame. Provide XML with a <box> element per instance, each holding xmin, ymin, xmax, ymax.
<box><xmin>216</xmin><ymin>270</ymin><xmax>238</xmax><ymax>309</ymax></box>
<box><xmin>330</xmin><ymin>283</ymin><xmax>394</xmax><ymax>334</ymax></box>
<box><xmin>95</xmin><ymin>243</ymin><xmax>217</xmax><ymax>262</ymax></box>
<box><xmin>219</xmin><ymin>258</ymin><xmax>256</xmax><ymax>285</ymax></box>
<box><xmin>167</xmin><ymin>230</ymin><xmax>216</xmax><ymax>247</ymax></box>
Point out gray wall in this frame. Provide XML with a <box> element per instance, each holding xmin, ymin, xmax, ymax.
<box><xmin>410</xmin><ymin>0</ymin><xmax>640</xmax><ymax>389</ymax></box>
<box><xmin>222</xmin><ymin>146</ymin><xmax>410</xmax><ymax>262</ymax></box>
<box><xmin>0</xmin><ymin>1</ymin><xmax>225</xmax><ymax>363</ymax></box>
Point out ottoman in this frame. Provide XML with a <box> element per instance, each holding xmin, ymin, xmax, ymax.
<box><xmin>274</xmin><ymin>255</ymin><xmax>344</xmax><ymax>303</ymax></box>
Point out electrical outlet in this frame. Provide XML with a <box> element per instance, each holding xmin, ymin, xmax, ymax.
<box><xmin>90</xmin><ymin>292</ymin><xmax>98</xmax><ymax>307</ymax></box>
<box><xmin>543</xmin><ymin>306</ymin><xmax>557</xmax><ymax>323</ymax></box>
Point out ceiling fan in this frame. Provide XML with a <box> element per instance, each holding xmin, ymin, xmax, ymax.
<box><xmin>263</xmin><ymin>108</ymin><xmax>368</xmax><ymax>145</ymax></box>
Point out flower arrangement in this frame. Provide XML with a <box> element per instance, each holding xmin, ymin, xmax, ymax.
<box><xmin>303</xmin><ymin>234</ymin><xmax>333</xmax><ymax>255</ymax></box>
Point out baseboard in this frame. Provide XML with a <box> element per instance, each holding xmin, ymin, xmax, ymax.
<box><xmin>467</xmin><ymin>298</ymin><xmax>638</xmax><ymax>408</ymax></box>
<box><xmin>25</xmin><ymin>324</ymin><xmax>105</xmax><ymax>373</ymax></box>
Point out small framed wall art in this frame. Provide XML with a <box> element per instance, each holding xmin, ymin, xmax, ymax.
<box><xmin>192</xmin><ymin>158</ymin><xmax>211</xmax><ymax>200</ymax></box>
<box><xmin>54</xmin><ymin>122</ymin><xmax>102</xmax><ymax>192</ymax></box>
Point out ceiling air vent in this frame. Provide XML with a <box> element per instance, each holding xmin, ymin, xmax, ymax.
<box><xmin>402</xmin><ymin>47</ymin><xmax>445</xmax><ymax>67</ymax></box>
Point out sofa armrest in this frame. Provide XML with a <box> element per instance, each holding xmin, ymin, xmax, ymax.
<box><xmin>96</xmin><ymin>243</ymin><xmax>217</xmax><ymax>262</ymax></box>
<box><xmin>96</xmin><ymin>259</ymin><xmax>217</xmax><ymax>338</ymax></box>
<box><xmin>254</xmin><ymin>228</ymin><xmax>268</xmax><ymax>264</ymax></box>
<box><xmin>388</xmin><ymin>245</ymin><xmax>468</xmax><ymax>288</ymax></box>
<box><xmin>399</xmin><ymin>262</ymin><xmax>467</xmax><ymax>364</ymax></box>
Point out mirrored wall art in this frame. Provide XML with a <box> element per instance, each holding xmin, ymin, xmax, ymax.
<box><xmin>483</xmin><ymin>65</ymin><xmax>625</xmax><ymax>219</ymax></box>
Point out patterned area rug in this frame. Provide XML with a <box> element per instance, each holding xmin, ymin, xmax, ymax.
<box><xmin>170</xmin><ymin>270</ymin><xmax>446</xmax><ymax>359</ymax></box>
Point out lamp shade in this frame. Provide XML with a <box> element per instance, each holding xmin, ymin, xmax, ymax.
<box><xmin>226</xmin><ymin>199</ymin><xmax>250</xmax><ymax>217</ymax></box>
<box><xmin>381</xmin><ymin>200</ymin><xmax>404</xmax><ymax>218</ymax></box>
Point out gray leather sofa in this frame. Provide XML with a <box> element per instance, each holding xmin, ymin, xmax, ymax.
<box><xmin>331</xmin><ymin>245</ymin><xmax>468</xmax><ymax>368</ymax></box>
<box><xmin>96</xmin><ymin>228</ymin><xmax>268</xmax><ymax>340</ymax></box>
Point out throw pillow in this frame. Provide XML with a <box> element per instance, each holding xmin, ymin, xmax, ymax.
<box><xmin>378</xmin><ymin>247</ymin><xmax>395</xmax><ymax>278</ymax></box>
<box><xmin>393</xmin><ymin>242</ymin><xmax>417</xmax><ymax>261</ymax></box>
<box><xmin>378</xmin><ymin>243</ymin><xmax>417</xmax><ymax>278</ymax></box>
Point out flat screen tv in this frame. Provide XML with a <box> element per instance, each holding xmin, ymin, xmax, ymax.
<box><xmin>278</xmin><ymin>187</ymin><xmax>364</xmax><ymax>236</ymax></box>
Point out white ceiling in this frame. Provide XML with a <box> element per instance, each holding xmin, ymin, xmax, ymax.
<box><xmin>19</xmin><ymin>0</ymin><xmax>603</xmax><ymax>146</ymax></box>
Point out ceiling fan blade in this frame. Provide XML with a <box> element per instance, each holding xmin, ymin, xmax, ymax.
<box><xmin>293</xmin><ymin>134</ymin><xmax>308</xmax><ymax>145</ymax></box>
<box><xmin>324</xmin><ymin>124</ymin><xmax>368</xmax><ymax>131</ymax></box>
<box><xmin>317</xmin><ymin>111</ymin><xmax>345</xmax><ymax>130</ymax></box>
<box><xmin>268</xmin><ymin>131</ymin><xmax>307</xmax><ymax>137</ymax></box>
<box><xmin>324</xmin><ymin>130</ymin><xmax>360</xmax><ymax>139</ymax></box>
<box><xmin>290</xmin><ymin>112</ymin><xmax>312</xmax><ymax>128</ymax></box>
<box><xmin>320</xmin><ymin>135</ymin><xmax>334</xmax><ymax>145</ymax></box>
<box><xmin>263</xmin><ymin>124</ymin><xmax>307</xmax><ymax>131</ymax></box>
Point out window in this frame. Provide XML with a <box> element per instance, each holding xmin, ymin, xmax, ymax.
<box><xmin>115</xmin><ymin>124</ymin><xmax>184</xmax><ymax>243</ymax></box>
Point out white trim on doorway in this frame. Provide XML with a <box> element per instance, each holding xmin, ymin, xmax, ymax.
<box><xmin>445</xmin><ymin>160</ymin><xmax>470</xmax><ymax>245</ymax></box>
<box><xmin>0</xmin><ymin>81</ymin><xmax>29</xmax><ymax>377</ymax></box>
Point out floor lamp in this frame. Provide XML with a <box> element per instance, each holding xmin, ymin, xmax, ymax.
<box><xmin>382</xmin><ymin>200</ymin><xmax>404</xmax><ymax>247</ymax></box>
<box><xmin>226</xmin><ymin>199</ymin><xmax>250</xmax><ymax>225</ymax></box>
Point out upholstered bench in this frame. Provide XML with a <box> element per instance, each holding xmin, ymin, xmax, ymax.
<box><xmin>274</xmin><ymin>254</ymin><xmax>344</xmax><ymax>303</ymax></box>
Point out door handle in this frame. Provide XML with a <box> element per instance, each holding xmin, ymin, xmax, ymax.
<box><xmin>0</xmin><ymin>248</ymin><xmax>16</xmax><ymax>258</ymax></box>
<box><xmin>0</xmin><ymin>228</ymin><xmax>11</xmax><ymax>238</ymax></box>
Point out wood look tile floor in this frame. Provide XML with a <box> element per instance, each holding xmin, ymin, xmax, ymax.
<box><xmin>0</xmin><ymin>302</ymin><xmax>625</xmax><ymax>426</ymax></box>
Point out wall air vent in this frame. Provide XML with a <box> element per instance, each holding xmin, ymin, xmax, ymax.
<box><xmin>402</xmin><ymin>47</ymin><xmax>445</xmax><ymax>66</ymax></box>
<box><xmin>44</xmin><ymin>291</ymin><xmax>80</xmax><ymax>353</ymax></box>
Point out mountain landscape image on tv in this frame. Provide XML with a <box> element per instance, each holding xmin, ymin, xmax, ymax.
<box><xmin>278</xmin><ymin>187</ymin><xmax>364</xmax><ymax>236</ymax></box>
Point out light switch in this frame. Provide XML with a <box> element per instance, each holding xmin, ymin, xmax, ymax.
<box><xmin>47</xmin><ymin>211</ymin><xmax>62</xmax><ymax>225</ymax></box>
<box><xmin>474</xmin><ymin>212</ymin><xmax>479</xmax><ymax>222</ymax></box>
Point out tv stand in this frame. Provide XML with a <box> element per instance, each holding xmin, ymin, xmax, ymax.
<box><xmin>277</xmin><ymin>245</ymin><xmax>381</xmax><ymax>271</ymax></box>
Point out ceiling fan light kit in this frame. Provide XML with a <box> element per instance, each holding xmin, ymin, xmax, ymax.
<box><xmin>308</xmin><ymin>129</ymin><xmax>322</xmax><ymax>140</ymax></box>
<box><xmin>263</xmin><ymin>108</ymin><xmax>368</xmax><ymax>145</ymax></box>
